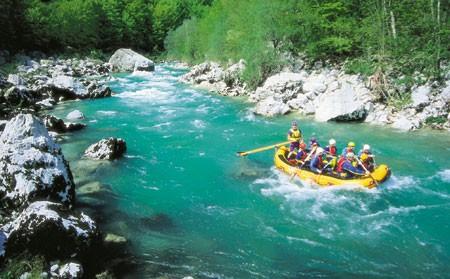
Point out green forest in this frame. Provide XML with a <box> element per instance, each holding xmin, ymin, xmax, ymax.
<box><xmin>1</xmin><ymin>0</ymin><xmax>449</xmax><ymax>88</ymax></box>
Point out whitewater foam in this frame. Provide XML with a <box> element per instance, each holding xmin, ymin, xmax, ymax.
<box><xmin>436</xmin><ymin>169</ymin><xmax>450</xmax><ymax>183</ymax></box>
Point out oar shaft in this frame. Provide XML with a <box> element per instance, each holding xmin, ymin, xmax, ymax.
<box><xmin>237</xmin><ymin>141</ymin><xmax>291</xmax><ymax>156</ymax></box>
<box><xmin>356</xmin><ymin>157</ymin><xmax>379</xmax><ymax>186</ymax></box>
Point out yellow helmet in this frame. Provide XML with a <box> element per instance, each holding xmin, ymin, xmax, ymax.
<box><xmin>348</xmin><ymin>141</ymin><xmax>356</xmax><ymax>147</ymax></box>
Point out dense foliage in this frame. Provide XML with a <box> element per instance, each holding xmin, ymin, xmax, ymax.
<box><xmin>166</xmin><ymin>0</ymin><xmax>450</xmax><ymax>87</ymax></box>
<box><xmin>0</xmin><ymin>0</ymin><xmax>211</xmax><ymax>53</ymax></box>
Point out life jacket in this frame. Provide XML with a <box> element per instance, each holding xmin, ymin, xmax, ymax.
<box><xmin>296</xmin><ymin>149</ymin><xmax>307</xmax><ymax>161</ymax></box>
<box><xmin>326</xmin><ymin>145</ymin><xmax>337</xmax><ymax>156</ymax></box>
<box><xmin>288</xmin><ymin>129</ymin><xmax>302</xmax><ymax>142</ymax></box>
<box><xmin>336</xmin><ymin>157</ymin><xmax>346</xmax><ymax>172</ymax></box>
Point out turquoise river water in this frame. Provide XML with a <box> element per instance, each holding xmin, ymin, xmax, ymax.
<box><xmin>52</xmin><ymin>64</ymin><xmax>450</xmax><ymax>278</ymax></box>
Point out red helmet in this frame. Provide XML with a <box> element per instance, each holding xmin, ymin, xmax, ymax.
<box><xmin>299</xmin><ymin>143</ymin><xmax>306</xmax><ymax>149</ymax></box>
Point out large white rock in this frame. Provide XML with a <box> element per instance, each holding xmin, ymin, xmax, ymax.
<box><xmin>58</xmin><ymin>262</ymin><xmax>84</xmax><ymax>278</ymax></box>
<box><xmin>314</xmin><ymin>83</ymin><xmax>372</xmax><ymax>122</ymax></box>
<box><xmin>109</xmin><ymin>48</ymin><xmax>154</xmax><ymax>72</ymax></box>
<box><xmin>440</xmin><ymin>81</ymin><xmax>450</xmax><ymax>103</ymax></box>
<box><xmin>0</xmin><ymin>114</ymin><xmax>75</xmax><ymax>209</ymax></box>
<box><xmin>411</xmin><ymin>85</ymin><xmax>430</xmax><ymax>107</ymax></box>
<box><xmin>250</xmin><ymin>72</ymin><xmax>306</xmax><ymax>102</ymax></box>
<box><xmin>391</xmin><ymin>114</ymin><xmax>419</xmax><ymax>131</ymax></box>
<box><xmin>1</xmin><ymin>201</ymin><xmax>97</xmax><ymax>258</ymax></box>
<box><xmin>253</xmin><ymin>96</ymin><xmax>290</xmax><ymax>117</ymax></box>
<box><xmin>51</xmin><ymin>75</ymin><xmax>87</xmax><ymax>96</ymax></box>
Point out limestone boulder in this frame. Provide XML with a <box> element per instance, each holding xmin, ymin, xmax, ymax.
<box><xmin>0</xmin><ymin>114</ymin><xmax>75</xmax><ymax>210</ymax></box>
<box><xmin>109</xmin><ymin>49</ymin><xmax>154</xmax><ymax>72</ymax></box>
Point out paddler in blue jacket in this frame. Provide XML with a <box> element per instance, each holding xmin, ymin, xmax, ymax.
<box><xmin>341</xmin><ymin>152</ymin><xmax>368</xmax><ymax>178</ymax></box>
<box><xmin>310</xmin><ymin>147</ymin><xmax>325</xmax><ymax>173</ymax></box>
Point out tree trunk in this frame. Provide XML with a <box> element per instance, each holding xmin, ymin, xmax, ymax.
<box><xmin>390</xmin><ymin>11</ymin><xmax>397</xmax><ymax>39</ymax></box>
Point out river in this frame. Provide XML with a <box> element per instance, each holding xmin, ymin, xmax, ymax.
<box><xmin>51</xmin><ymin>64</ymin><xmax>450</xmax><ymax>278</ymax></box>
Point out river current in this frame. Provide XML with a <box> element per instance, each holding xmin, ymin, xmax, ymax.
<box><xmin>52</xmin><ymin>64</ymin><xmax>450</xmax><ymax>278</ymax></box>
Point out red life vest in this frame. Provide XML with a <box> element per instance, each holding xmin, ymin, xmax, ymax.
<box><xmin>336</xmin><ymin>157</ymin><xmax>346</xmax><ymax>172</ymax></box>
<box><xmin>328</xmin><ymin>146</ymin><xmax>336</xmax><ymax>156</ymax></box>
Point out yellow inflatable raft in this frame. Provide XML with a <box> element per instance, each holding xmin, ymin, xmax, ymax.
<box><xmin>274</xmin><ymin>146</ymin><xmax>390</xmax><ymax>188</ymax></box>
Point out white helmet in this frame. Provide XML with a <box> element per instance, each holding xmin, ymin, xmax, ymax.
<box><xmin>363</xmin><ymin>144</ymin><xmax>371</xmax><ymax>151</ymax></box>
<box><xmin>316</xmin><ymin>147</ymin><xmax>324</xmax><ymax>154</ymax></box>
<box><xmin>346</xmin><ymin>152</ymin><xmax>355</xmax><ymax>158</ymax></box>
<box><xmin>329</xmin><ymin>139</ymin><xmax>336</xmax><ymax>145</ymax></box>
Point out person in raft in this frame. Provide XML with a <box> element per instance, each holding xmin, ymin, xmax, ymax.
<box><xmin>337</xmin><ymin>152</ymin><xmax>368</xmax><ymax>178</ymax></box>
<box><xmin>295</xmin><ymin>142</ymin><xmax>308</xmax><ymax>164</ymax></box>
<box><xmin>324</xmin><ymin>139</ymin><xmax>338</xmax><ymax>169</ymax></box>
<box><xmin>287</xmin><ymin>121</ymin><xmax>302</xmax><ymax>158</ymax></box>
<box><xmin>308</xmin><ymin>135</ymin><xmax>320</xmax><ymax>149</ymax></box>
<box><xmin>310</xmin><ymin>147</ymin><xmax>325</xmax><ymax>173</ymax></box>
<box><xmin>341</xmin><ymin>141</ymin><xmax>356</xmax><ymax>157</ymax></box>
<box><xmin>358</xmin><ymin>144</ymin><xmax>375</xmax><ymax>171</ymax></box>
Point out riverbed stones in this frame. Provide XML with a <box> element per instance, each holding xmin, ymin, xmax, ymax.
<box><xmin>0</xmin><ymin>114</ymin><xmax>75</xmax><ymax>210</ymax></box>
<box><xmin>253</xmin><ymin>96</ymin><xmax>290</xmax><ymax>117</ymax></box>
<box><xmin>84</xmin><ymin>138</ymin><xmax>127</xmax><ymax>160</ymax></box>
<box><xmin>109</xmin><ymin>48</ymin><xmax>154</xmax><ymax>72</ymax></box>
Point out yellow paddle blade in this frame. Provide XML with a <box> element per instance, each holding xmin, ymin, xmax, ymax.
<box><xmin>236</xmin><ymin>141</ymin><xmax>291</xmax><ymax>157</ymax></box>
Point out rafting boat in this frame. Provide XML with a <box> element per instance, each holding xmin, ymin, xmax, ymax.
<box><xmin>274</xmin><ymin>146</ymin><xmax>391</xmax><ymax>188</ymax></box>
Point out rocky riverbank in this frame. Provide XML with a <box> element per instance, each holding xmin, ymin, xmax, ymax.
<box><xmin>0</xmin><ymin>49</ymin><xmax>155</xmax><ymax>278</ymax></box>
<box><xmin>181</xmin><ymin>60</ymin><xmax>450</xmax><ymax>131</ymax></box>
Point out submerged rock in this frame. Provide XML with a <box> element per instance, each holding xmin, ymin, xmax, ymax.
<box><xmin>67</xmin><ymin>110</ymin><xmax>85</xmax><ymax>120</ymax></box>
<box><xmin>0</xmin><ymin>114</ymin><xmax>75</xmax><ymax>210</ymax></box>
<box><xmin>140</xmin><ymin>213</ymin><xmax>174</xmax><ymax>231</ymax></box>
<box><xmin>84</xmin><ymin>138</ymin><xmax>127</xmax><ymax>160</ymax></box>
<box><xmin>2</xmin><ymin>201</ymin><xmax>98</xmax><ymax>259</ymax></box>
<box><xmin>109</xmin><ymin>49</ymin><xmax>154</xmax><ymax>72</ymax></box>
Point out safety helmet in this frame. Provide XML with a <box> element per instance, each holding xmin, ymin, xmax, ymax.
<box><xmin>346</xmin><ymin>152</ymin><xmax>355</xmax><ymax>158</ymax></box>
<box><xmin>329</xmin><ymin>139</ymin><xmax>336</xmax><ymax>145</ymax></box>
<box><xmin>348</xmin><ymin>141</ymin><xmax>356</xmax><ymax>147</ymax></box>
<box><xmin>316</xmin><ymin>147</ymin><xmax>324</xmax><ymax>154</ymax></box>
<box><xmin>291</xmin><ymin>121</ymin><xmax>298</xmax><ymax>127</ymax></box>
<box><xmin>363</xmin><ymin>144</ymin><xmax>370</xmax><ymax>151</ymax></box>
<box><xmin>299</xmin><ymin>143</ymin><xmax>306</xmax><ymax>149</ymax></box>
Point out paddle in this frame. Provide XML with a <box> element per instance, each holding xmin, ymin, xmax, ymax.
<box><xmin>289</xmin><ymin>147</ymin><xmax>316</xmax><ymax>181</ymax></box>
<box><xmin>356</xmin><ymin>157</ymin><xmax>379</xmax><ymax>187</ymax></box>
<box><xmin>236</xmin><ymin>141</ymin><xmax>291</xmax><ymax>157</ymax></box>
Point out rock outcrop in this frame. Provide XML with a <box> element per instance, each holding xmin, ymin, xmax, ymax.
<box><xmin>183</xmin><ymin>58</ymin><xmax>449</xmax><ymax>131</ymax></box>
<box><xmin>84</xmin><ymin>138</ymin><xmax>127</xmax><ymax>160</ymax></box>
<box><xmin>182</xmin><ymin>60</ymin><xmax>247</xmax><ymax>96</ymax></box>
<box><xmin>0</xmin><ymin>114</ymin><xmax>75</xmax><ymax>210</ymax></box>
<box><xmin>109</xmin><ymin>48</ymin><xmax>154</xmax><ymax>72</ymax></box>
<box><xmin>2</xmin><ymin>201</ymin><xmax>97</xmax><ymax>259</ymax></box>
<box><xmin>0</xmin><ymin>55</ymin><xmax>113</xmax><ymax>119</ymax></box>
